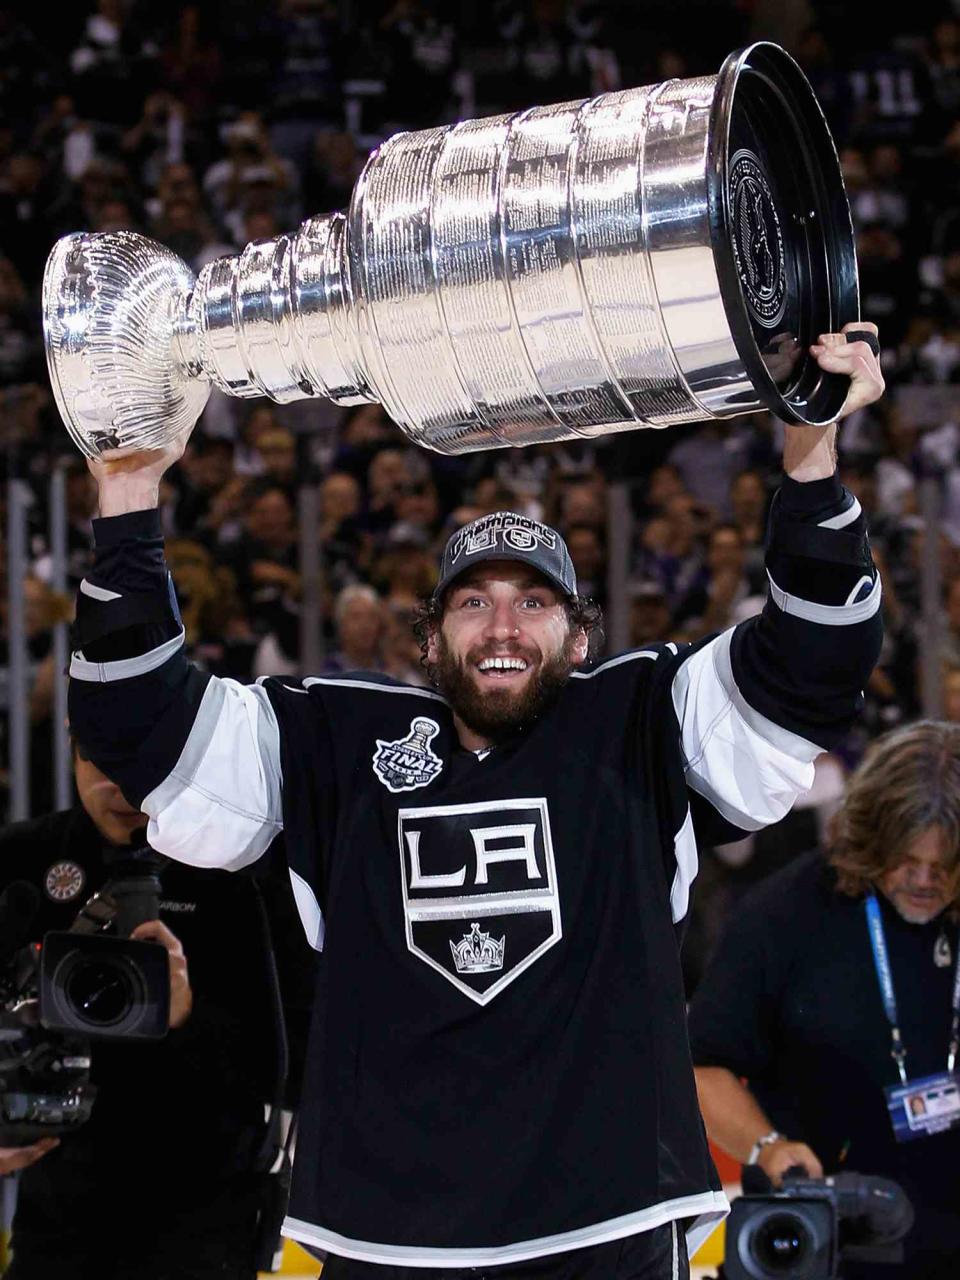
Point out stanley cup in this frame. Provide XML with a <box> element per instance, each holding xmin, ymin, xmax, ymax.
<box><xmin>42</xmin><ymin>42</ymin><xmax>859</xmax><ymax>460</ymax></box>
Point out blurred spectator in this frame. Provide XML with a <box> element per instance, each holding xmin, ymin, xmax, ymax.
<box><xmin>303</xmin><ymin>130</ymin><xmax>361</xmax><ymax>214</ymax></box>
<box><xmin>924</xmin><ymin>16</ymin><xmax>960</xmax><ymax>126</ymax></box>
<box><xmin>634</xmin><ymin>491</ymin><xmax>707</xmax><ymax>607</ymax></box>
<box><xmin>794</xmin><ymin>25</ymin><xmax>854</xmax><ymax>144</ymax></box>
<box><xmin>159</xmin><ymin>5</ymin><xmax>223</xmax><ymax>125</ymax></box>
<box><xmin>217</xmin><ymin>482</ymin><xmax>300</xmax><ymax>668</ymax></box>
<box><xmin>0</xmin><ymin>152</ymin><xmax>56</xmax><ymax>289</ymax></box>
<box><xmin>629</xmin><ymin>581</ymin><xmax>672</xmax><ymax>648</ymax></box>
<box><xmin>856</xmin><ymin>223</ymin><xmax>915</xmax><ymax>346</ymax></box>
<box><xmin>366</xmin><ymin>447</ymin><xmax>414</xmax><ymax>534</ymax></box>
<box><xmin>203</xmin><ymin>111</ymin><xmax>299</xmax><ymax>241</ymax></box>
<box><xmin>121</xmin><ymin>92</ymin><xmax>192</xmax><ymax>193</ymax></box>
<box><xmin>32</xmin><ymin>460</ymin><xmax>96</xmax><ymax>591</ymax></box>
<box><xmin>875</xmin><ymin>408</ymin><xmax>921</xmax><ymax>520</ymax></box>
<box><xmin>374</xmin><ymin>524</ymin><xmax>437</xmax><ymax>607</ymax></box>
<box><xmin>383</xmin><ymin>600</ymin><xmax>428</xmax><ymax>686</ymax></box>
<box><xmin>69</xmin><ymin>0</ymin><xmax>161</xmax><ymax>127</ymax></box>
<box><xmin>270</xmin><ymin>0</ymin><xmax>342</xmax><ymax>170</ymax></box>
<box><xmin>566</xmin><ymin>524</ymin><xmax>607</xmax><ymax>608</ymax></box>
<box><xmin>325</xmin><ymin>583</ymin><xmax>386</xmax><ymax>673</ymax></box>
<box><xmin>256</xmin><ymin>425</ymin><xmax>298</xmax><ymax>493</ymax></box>
<box><xmin>0</xmin><ymin>257</ymin><xmax>40</xmax><ymax>387</ymax></box>
<box><xmin>171</xmin><ymin>435</ymin><xmax>237</xmax><ymax>544</ymax></box>
<box><xmin>728</xmin><ymin>469</ymin><xmax>770</xmax><ymax>580</ymax></box>
<box><xmin>673</xmin><ymin>523</ymin><xmax>758</xmax><ymax>641</ymax></box>
<box><xmin>940</xmin><ymin>574</ymin><xmax>960</xmax><ymax>669</ymax></box>
<box><xmin>667</xmin><ymin>421</ymin><xmax>752</xmax><ymax>519</ymax></box>
<box><xmin>942</xmin><ymin>662</ymin><xmax>960</xmax><ymax>722</ymax></box>
<box><xmin>380</xmin><ymin>0</ymin><xmax>459</xmax><ymax>128</ymax></box>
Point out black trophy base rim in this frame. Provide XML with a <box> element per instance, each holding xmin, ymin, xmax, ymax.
<box><xmin>707</xmin><ymin>41</ymin><xmax>860</xmax><ymax>426</ymax></box>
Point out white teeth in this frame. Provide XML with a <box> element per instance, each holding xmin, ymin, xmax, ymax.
<box><xmin>478</xmin><ymin>657</ymin><xmax>527</xmax><ymax>672</ymax></box>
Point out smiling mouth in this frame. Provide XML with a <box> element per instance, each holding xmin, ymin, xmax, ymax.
<box><xmin>474</xmin><ymin>657</ymin><xmax>532</xmax><ymax>681</ymax></box>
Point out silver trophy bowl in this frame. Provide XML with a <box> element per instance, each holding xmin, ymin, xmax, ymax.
<box><xmin>43</xmin><ymin>42</ymin><xmax>859</xmax><ymax>459</ymax></box>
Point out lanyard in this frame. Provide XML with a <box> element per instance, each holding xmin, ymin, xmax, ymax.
<box><xmin>865</xmin><ymin>895</ymin><xmax>960</xmax><ymax>1085</ymax></box>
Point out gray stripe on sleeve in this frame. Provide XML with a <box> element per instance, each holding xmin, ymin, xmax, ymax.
<box><xmin>766</xmin><ymin>568</ymin><xmax>882</xmax><ymax>625</ymax></box>
<box><xmin>69</xmin><ymin>629</ymin><xmax>185</xmax><ymax>682</ymax></box>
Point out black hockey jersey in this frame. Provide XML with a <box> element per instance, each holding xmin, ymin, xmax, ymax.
<box><xmin>68</xmin><ymin>474</ymin><xmax>882</xmax><ymax>1267</ymax></box>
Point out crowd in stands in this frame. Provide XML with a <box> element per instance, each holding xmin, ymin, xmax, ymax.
<box><xmin>2</xmin><ymin>0</ymin><xmax>960</xmax><ymax>978</ymax></box>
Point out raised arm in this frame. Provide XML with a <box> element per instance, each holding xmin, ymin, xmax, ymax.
<box><xmin>667</xmin><ymin>324</ymin><xmax>885</xmax><ymax>848</ymax></box>
<box><xmin>68</xmin><ymin>435</ymin><xmax>283</xmax><ymax>871</ymax></box>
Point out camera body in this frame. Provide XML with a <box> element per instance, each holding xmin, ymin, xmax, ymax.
<box><xmin>724</xmin><ymin>1184</ymin><xmax>836</xmax><ymax>1279</ymax></box>
<box><xmin>0</xmin><ymin>847</ymin><xmax>171</xmax><ymax>1145</ymax></box>
<box><xmin>723</xmin><ymin>1168</ymin><xmax>915</xmax><ymax>1280</ymax></box>
<box><xmin>40</xmin><ymin>931</ymin><xmax>169</xmax><ymax>1040</ymax></box>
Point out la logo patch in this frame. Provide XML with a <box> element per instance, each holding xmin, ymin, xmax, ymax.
<box><xmin>373</xmin><ymin>717</ymin><xmax>444</xmax><ymax>794</ymax></box>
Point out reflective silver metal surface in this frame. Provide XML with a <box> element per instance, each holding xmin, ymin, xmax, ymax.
<box><xmin>42</xmin><ymin>43</ymin><xmax>855</xmax><ymax>458</ymax></box>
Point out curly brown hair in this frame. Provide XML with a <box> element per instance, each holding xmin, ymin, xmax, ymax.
<box><xmin>828</xmin><ymin>720</ymin><xmax>960</xmax><ymax>917</ymax></box>
<box><xmin>411</xmin><ymin>593</ymin><xmax>604</xmax><ymax>685</ymax></box>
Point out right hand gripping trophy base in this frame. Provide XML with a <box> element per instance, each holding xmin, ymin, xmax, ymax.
<box><xmin>42</xmin><ymin>43</ymin><xmax>859</xmax><ymax>460</ymax></box>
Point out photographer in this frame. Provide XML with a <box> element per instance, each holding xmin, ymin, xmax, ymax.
<box><xmin>690</xmin><ymin>721</ymin><xmax>960</xmax><ymax>1279</ymax></box>
<box><xmin>0</xmin><ymin>741</ymin><xmax>310</xmax><ymax>1280</ymax></box>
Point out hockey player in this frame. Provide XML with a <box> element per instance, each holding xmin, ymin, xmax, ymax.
<box><xmin>68</xmin><ymin>325</ymin><xmax>884</xmax><ymax>1280</ymax></box>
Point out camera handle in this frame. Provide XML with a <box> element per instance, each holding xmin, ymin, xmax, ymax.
<box><xmin>71</xmin><ymin>846</ymin><xmax>166</xmax><ymax>939</ymax></box>
<box><xmin>101</xmin><ymin>872</ymin><xmax>162</xmax><ymax>937</ymax></box>
<box><xmin>68</xmin><ymin>871</ymin><xmax>163</xmax><ymax>940</ymax></box>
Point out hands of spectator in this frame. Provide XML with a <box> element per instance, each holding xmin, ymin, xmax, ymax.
<box><xmin>756</xmin><ymin>1138</ymin><xmax>824</xmax><ymax>1186</ymax></box>
<box><xmin>708</xmin><ymin>569</ymin><xmax>742</xmax><ymax>607</ymax></box>
<box><xmin>0</xmin><ymin>1138</ymin><xmax>59</xmax><ymax>1176</ymax></box>
<box><xmin>250</xmin><ymin>561</ymin><xmax>301</xmax><ymax>596</ymax></box>
<box><xmin>131</xmin><ymin>920</ymin><xmax>193</xmax><ymax>1030</ymax></box>
<box><xmin>206</xmin><ymin>477</ymin><xmax>248</xmax><ymax>529</ymax></box>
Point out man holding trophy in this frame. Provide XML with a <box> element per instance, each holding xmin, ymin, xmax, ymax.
<box><xmin>48</xmin><ymin>40</ymin><xmax>886</xmax><ymax>1280</ymax></box>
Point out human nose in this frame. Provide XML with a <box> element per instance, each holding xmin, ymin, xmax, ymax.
<box><xmin>484</xmin><ymin>600</ymin><xmax>519</xmax><ymax>641</ymax></box>
<box><xmin>912</xmin><ymin>863</ymin><xmax>941</xmax><ymax>889</ymax></box>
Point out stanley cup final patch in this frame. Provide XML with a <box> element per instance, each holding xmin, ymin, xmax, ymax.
<box><xmin>398</xmin><ymin>797</ymin><xmax>562</xmax><ymax>1005</ymax></box>
<box><xmin>373</xmin><ymin>717</ymin><xmax>444</xmax><ymax>794</ymax></box>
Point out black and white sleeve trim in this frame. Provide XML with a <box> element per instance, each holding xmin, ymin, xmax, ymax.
<box><xmin>817</xmin><ymin>495</ymin><xmax>862</xmax><ymax>530</ymax></box>
<box><xmin>70</xmin><ymin>628</ymin><xmax>186</xmax><ymax>682</ymax></box>
<box><xmin>139</xmin><ymin>677</ymin><xmax>283</xmax><ymax>871</ymax></box>
<box><xmin>765</xmin><ymin>567</ymin><xmax>882</xmax><ymax>626</ymax></box>
<box><xmin>671</xmin><ymin>630</ymin><xmax>820</xmax><ymax>833</ymax></box>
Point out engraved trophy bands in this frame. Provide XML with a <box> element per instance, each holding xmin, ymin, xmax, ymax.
<box><xmin>43</xmin><ymin>42</ymin><xmax>859</xmax><ymax>459</ymax></box>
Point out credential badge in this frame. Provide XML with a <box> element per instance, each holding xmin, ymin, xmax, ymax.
<box><xmin>373</xmin><ymin>717</ymin><xmax>444</xmax><ymax>794</ymax></box>
<box><xmin>44</xmin><ymin>860</ymin><xmax>86</xmax><ymax>903</ymax></box>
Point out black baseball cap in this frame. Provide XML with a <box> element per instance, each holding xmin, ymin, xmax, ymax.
<box><xmin>435</xmin><ymin>511</ymin><xmax>578</xmax><ymax>600</ymax></box>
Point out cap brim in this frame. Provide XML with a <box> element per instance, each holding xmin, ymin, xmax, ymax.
<box><xmin>435</xmin><ymin>550</ymin><xmax>574</xmax><ymax>600</ymax></box>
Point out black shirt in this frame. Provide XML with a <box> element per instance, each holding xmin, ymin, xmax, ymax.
<box><xmin>0</xmin><ymin>807</ymin><xmax>308</xmax><ymax>1200</ymax></box>
<box><xmin>688</xmin><ymin>849</ymin><xmax>960</xmax><ymax>1270</ymax></box>
<box><xmin>66</xmin><ymin>476</ymin><xmax>883</xmax><ymax>1266</ymax></box>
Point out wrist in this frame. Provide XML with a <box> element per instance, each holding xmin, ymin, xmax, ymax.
<box><xmin>783</xmin><ymin>423</ymin><xmax>838</xmax><ymax>482</ymax></box>
<box><xmin>747</xmin><ymin>1131</ymin><xmax>783</xmax><ymax>1165</ymax></box>
<box><xmin>97</xmin><ymin>478</ymin><xmax>161</xmax><ymax>518</ymax></box>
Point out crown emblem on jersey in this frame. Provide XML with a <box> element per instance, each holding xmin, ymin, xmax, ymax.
<box><xmin>373</xmin><ymin>716</ymin><xmax>444</xmax><ymax>794</ymax></box>
<box><xmin>450</xmin><ymin>922</ymin><xmax>505</xmax><ymax>974</ymax></box>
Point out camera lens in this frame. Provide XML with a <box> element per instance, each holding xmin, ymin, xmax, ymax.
<box><xmin>62</xmin><ymin>957</ymin><xmax>142</xmax><ymax>1029</ymax></box>
<box><xmin>752</xmin><ymin>1212</ymin><xmax>811</xmax><ymax>1272</ymax></box>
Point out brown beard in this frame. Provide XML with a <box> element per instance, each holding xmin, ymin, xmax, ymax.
<box><xmin>433</xmin><ymin>632</ymin><xmax>579</xmax><ymax>744</ymax></box>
